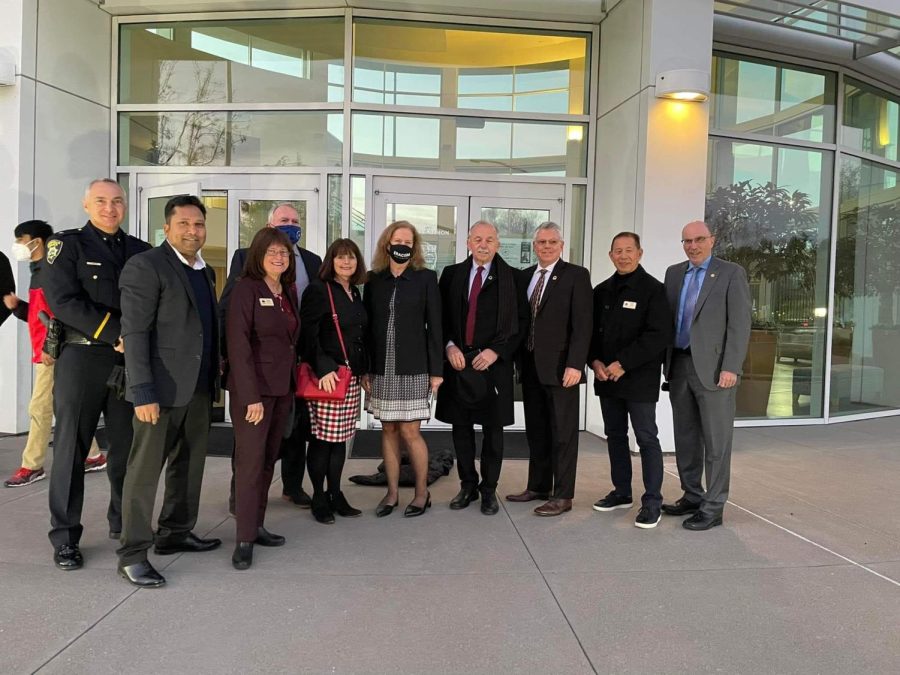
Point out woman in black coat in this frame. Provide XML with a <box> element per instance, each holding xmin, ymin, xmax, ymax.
<box><xmin>299</xmin><ymin>239</ymin><xmax>368</xmax><ymax>524</ymax></box>
<box><xmin>363</xmin><ymin>221</ymin><xmax>443</xmax><ymax>518</ymax></box>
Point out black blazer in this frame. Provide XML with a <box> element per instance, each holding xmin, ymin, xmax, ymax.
<box><xmin>300</xmin><ymin>279</ymin><xmax>368</xmax><ymax>377</ymax></box>
<box><xmin>589</xmin><ymin>265</ymin><xmax>672</xmax><ymax>402</ymax></box>
<box><xmin>226</xmin><ymin>277</ymin><xmax>300</xmax><ymax>407</ymax></box>
<box><xmin>219</xmin><ymin>243</ymin><xmax>321</xmax><ymax>353</ymax></box>
<box><xmin>363</xmin><ymin>267</ymin><xmax>443</xmax><ymax>377</ymax></box>
<box><xmin>518</xmin><ymin>259</ymin><xmax>593</xmax><ymax>386</ymax></box>
<box><xmin>119</xmin><ymin>242</ymin><xmax>220</xmax><ymax>408</ymax></box>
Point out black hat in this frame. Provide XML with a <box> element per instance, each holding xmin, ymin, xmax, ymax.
<box><xmin>455</xmin><ymin>365</ymin><xmax>495</xmax><ymax>407</ymax></box>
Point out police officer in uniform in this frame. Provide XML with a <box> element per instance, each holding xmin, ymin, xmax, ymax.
<box><xmin>43</xmin><ymin>178</ymin><xmax>151</xmax><ymax>570</ymax></box>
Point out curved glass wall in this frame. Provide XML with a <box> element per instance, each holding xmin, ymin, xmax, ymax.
<box><xmin>353</xmin><ymin>20</ymin><xmax>589</xmax><ymax>115</ymax></box>
<box><xmin>119</xmin><ymin>18</ymin><xmax>345</xmax><ymax>104</ymax></box>
<box><xmin>711</xmin><ymin>51</ymin><xmax>900</xmax><ymax>421</ymax></box>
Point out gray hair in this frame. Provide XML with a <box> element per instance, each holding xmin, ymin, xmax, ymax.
<box><xmin>468</xmin><ymin>220</ymin><xmax>498</xmax><ymax>237</ymax></box>
<box><xmin>532</xmin><ymin>221</ymin><xmax>563</xmax><ymax>243</ymax></box>
<box><xmin>83</xmin><ymin>178</ymin><xmax>122</xmax><ymax>200</ymax></box>
<box><xmin>266</xmin><ymin>202</ymin><xmax>299</xmax><ymax>225</ymax></box>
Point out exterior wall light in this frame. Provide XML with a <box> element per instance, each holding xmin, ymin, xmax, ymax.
<box><xmin>0</xmin><ymin>61</ymin><xmax>16</xmax><ymax>86</ymax></box>
<box><xmin>655</xmin><ymin>69</ymin><xmax>709</xmax><ymax>101</ymax></box>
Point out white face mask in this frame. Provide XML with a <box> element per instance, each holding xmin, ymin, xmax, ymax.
<box><xmin>11</xmin><ymin>240</ymin><xmax>38</xmax><ymax>262</ymax></box>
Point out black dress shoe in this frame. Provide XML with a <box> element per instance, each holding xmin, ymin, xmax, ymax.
<box><xmin>311</xmin><ymin>492</ymin><xmax>335</xmax><ymax>524</ymax></box>
<box><xmin>331</xmin><ymin>491</ymin><xmax>362</xmax><ymax>518</ymax></box>
<box><xmin>118</xmin><ymin>560</ymin><xmax>166</xmax><ymax>587</ymax></box>
<box><xmin>404</xmin><ymin>492</ymin><xmax>432</xmax><ymax>518</ymax></box>
<box><xmin>282</xmin><ymin>489</ymin><xmax>312</xmax><ymax>509</ymax></box>
<box><xmin>661</xmin><ymin>498</ymin><xmax>701</xmax><ymax>516</ymax></box>
<box><xmin>682</xmin><ymin>512</ymin><xmax>723</xmax><ymax>531</ymax></box>
<box><xmin>255</xmin><ymin>527</ymin><xmax>285</xmax><ymax>547</ymax></box>
<box><xmin>449</xmin><ymin>488</ymin><xmax>479</xmax><ymax>510</ymax></box>
<box><xmin>480</xmin><ymin>491</ymin><xmax>500</xmax><ymax>515</ymax></box>
<box><xmin>154</xmin><ymin>531</ymin><xmax>222</xmax><ymax>555</ymax></box>
<box><xmin>54</xmin><ymin>544</ymin><xmax>83</xmax><ymax>571</ymax></box>
<box><xmin>375</xmin><ymin>500</ymin><xmax>398</xmax><ymax>517</ymax></box>
<box><xmin>505</xmin><ymin>489</ymin><xmax>550</xmax><ymax>503</ymax></box>
<box><xmin>232</xmin><ymin>542</ymin><xmax>253</xmax><ymax>570</ymax></box>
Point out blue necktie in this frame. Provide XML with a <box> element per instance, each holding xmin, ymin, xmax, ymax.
<box><xmin>677</xmin><ymin>267</ymin><xmax>701</xmax><ymax>349</ymax></box>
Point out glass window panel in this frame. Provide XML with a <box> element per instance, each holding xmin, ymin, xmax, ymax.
<box><xmin>515</xmin><ymin>92</ymin><xmax>570</xmax><ymax>114</ymax></box>
<box><xmin>569</xmin><ymin>184</ymin><xmax>587</xmax><ymax>267</ymax></box>
<box><xmin>842</xmin><ymin>78</ymin><xmax>899</xmax><ymax>162</ymax></box>
<box><xmin>351</xmin><ymin>112</ymin><xmax>587</xmax><ymax>177</ymax></box>
<box><xmin>710</xmin><ymin>53</ymin><xmax>836</xmax><ymax>143</ymax></box>
<box><xmin>833</xmin><ymin>157</ymin><xmax>900</xmax><ymax>414</ymax></box>
<box><xmin>481</xmin><ymin>207</ymin><xmax>550</xmax><ymax>270</ymax></box>
<box><xmin>353</xmin><ymin>19</ymin><xmax>589</xmax><ymax>114</ymax></box>
<box><xmin>707</xmin><ymin>138</ymin><xmax>834</xmax><ymax>420</ymax></box>
<box><xmin>119</xmin><ymin>18</ymin><xmax>344</xmax><ymax>104</ymax></box>
<box><xmin>237</xmin><ymin>199</ymin><xmax>308</xmax><ymax>249</ymax></box>
<box><xmin>118</xmin><ymin>111</ymin><xmax>343</xmax><ymax>167</ymax></box>
<box><xmin>349</xmin><ymin>176</ymin><xmax>366</xmax><ymax>256</ymax></box>
<box><xmin>326</xmin><ymin>174</ymin><xmax>342</xmax><ymax>247</ymax></box>
<box><xmin>384</xmin><ymin>203</ymin><xmax>457</xmax><ymax>276</ymax></box>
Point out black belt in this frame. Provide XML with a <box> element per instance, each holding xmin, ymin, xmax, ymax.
<box><xmin>673</xmin><ymin>347</ymin><xmax>691</xmax><ymax>356</ymax></box>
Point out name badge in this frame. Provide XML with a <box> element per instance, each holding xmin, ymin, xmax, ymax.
<box><xmin>623</xmin><ymin>301</ymin><xmax>637</xmax><ymax>309</ymax></box>
<box><xmin>86</xmin><ymin>261</ymin><xmax>102</xmax><ymax>266</ymax></box>
<box><xmin>259</xmin><ymin>298</ymin><xmax>275</xmax><ymax>307</ymax></box>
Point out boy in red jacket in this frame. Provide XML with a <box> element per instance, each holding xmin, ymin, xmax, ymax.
<box><xmin>3</xmin><ymin>220</ymin><xmax>106</xmax><ymax>487</ymax></box>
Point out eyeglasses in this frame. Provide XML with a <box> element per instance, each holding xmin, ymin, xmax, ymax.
<box><xmin>265</xmin><ymin>249</ymin><xmax>291</xmax><ymax>258</ymax></box>
<box><xmin>681</xmin><ymin>236</ymin><xmax>711</xmax><ymax>246</ymax></box>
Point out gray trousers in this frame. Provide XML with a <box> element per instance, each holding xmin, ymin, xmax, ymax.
<box><xmin>117</xmin><ymin>391</ymin><xmax>210</xmax><ymax>565</ymax></box>
<box><xmin>669</xmin><ymin>353</ymin><xmax>736</xmax><ymax>517</ymax></box>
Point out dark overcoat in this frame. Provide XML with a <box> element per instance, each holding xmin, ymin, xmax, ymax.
<box><xmin>435</xmin><ymin>255</ymin><xmax>528</xmax><ymax>426</ymax></box>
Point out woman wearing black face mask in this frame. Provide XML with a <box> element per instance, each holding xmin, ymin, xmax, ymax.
<box><xmin>363</xmin><ymin>220</ymin><xmax>443</xmax><ymax>517</ymax></box>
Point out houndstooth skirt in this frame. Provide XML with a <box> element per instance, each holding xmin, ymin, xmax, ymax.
<box><xmin>365</xmin><ymin>285</ymin><xmax>431</xmax><ymax>422</ymax></box>
<box><xmin>308</xmin><ymin>376</ymin><xmax>362</xmax><ymax>443</ymax></box>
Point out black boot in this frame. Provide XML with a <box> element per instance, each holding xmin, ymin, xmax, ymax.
<box><xmin>330</xmin><ymin>491</ymin><xmax>362</xmax><ymax>518</ymax></box>
<box><xmin>311</xmin><ymin>492</ymin><xmax>335</xmax><ymax>524</ymax></box>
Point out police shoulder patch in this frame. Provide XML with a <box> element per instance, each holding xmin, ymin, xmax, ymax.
<box><xmin>46</xmin><ymin>239</ymin><xmax>63</xmax><ymax>265</ymax></box>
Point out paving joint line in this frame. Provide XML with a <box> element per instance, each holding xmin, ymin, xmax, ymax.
<box><xmin>662</xmin><ymin>468</ymin><xmax>900</xmax><ymax>590</ymax></box>
<box><xmin>32</xmin><ymin>586</ymin><xmax>141</xmax><ymax>674</ymax></box>
<box><xmin>501</xmin><ymin>499</ymin><xmax>599</xmax><ymax>674</ymax></box>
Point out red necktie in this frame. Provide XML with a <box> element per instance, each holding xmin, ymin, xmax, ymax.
<box><xmin>464</xmin><ymin>266</ymin><xmax>485</xmax><ymax>346</ymax></box>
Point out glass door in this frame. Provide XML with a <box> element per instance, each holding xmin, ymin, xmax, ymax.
<box><xmin>468</xmin><ymin>196</ymin><xmax>564</xmax><ymax>270</ymax></box>
<box><xmin>227</xmin><ymin>189</ymin><xmax>321</xmax><ymax>257</ymax></box>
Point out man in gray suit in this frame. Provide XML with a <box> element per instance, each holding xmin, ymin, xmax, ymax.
<box><xmin>116</xmin><ymin>195</ymin><xmax>222</xmax><ymax>587</ymax></box>
<box><xmin>662</xmin><ymin>220</ymin><xmax>751</xmax><ymax>531</ymax></box>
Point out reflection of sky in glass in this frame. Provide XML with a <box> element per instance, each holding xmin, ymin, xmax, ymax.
<box><xmin>459</xmin><ymin>71</ymin><xmax>514</xmax><ymax>95</ymax></box>
<box><xmin>731</xmin><ymin>143</ymin><xmax>773</xmax><ymax>183</ymax></box>
<box><xmin>735</xmin><ymin>61</ymin><xmax>776</xmax><ymax>125</ymax></box>
<box><xmin>512</xmin><ymin>123</ymin><xmax>566</xmax><ymax>158</ymax></box>
<box><xmin>458</xmin><ymin>122</ymin><xmax>511</xmax><ymax>159</ymax></box>
<box><xmin>778</xmin><ymin>148</ymin><xmax>822</xmax><ymax>205</ymax></box>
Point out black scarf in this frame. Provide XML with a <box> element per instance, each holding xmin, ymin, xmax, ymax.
<box><xmin>491</xmin><ymin>254</ymin><xmax>519</xmax><ymax>344</ymax></box>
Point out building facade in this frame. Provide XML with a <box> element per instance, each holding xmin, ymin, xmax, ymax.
<box><xmin>1</xmin><ymin>0</ymin><xmax>898</xmax><ymax>449</ymax></box>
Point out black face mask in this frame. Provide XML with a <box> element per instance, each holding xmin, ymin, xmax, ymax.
<box><xmin>388</xmin><ymin>244</ymin><xmax>413</xmax><ymax>264</ymax></box>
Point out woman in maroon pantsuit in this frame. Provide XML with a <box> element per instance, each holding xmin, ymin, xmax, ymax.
<box><xmin>226</xmin><ymin>228</ymin><xmax>300</xmax><ymax>570</ymax></box>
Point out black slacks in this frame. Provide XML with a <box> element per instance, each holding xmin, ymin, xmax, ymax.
<box><xmin>232</xmin><ymin>393</ymin><xmax>292</xmax><ymax>542</ymax></box>
<box><xmin>279</xmin><ymin>398</ymin><xmax>310</xmax><ymax>497</ymax></box>
<box><xmin>49</xmin><ymin>344</ymin><xmax>134</xmax><ymax>547</ymax></box>
<box><xmin>117</xmin><ymin>391</ymin><xmax>211</xmax><ymax>565</ymax></box>
<box><xmin>452</xmin><ymin>418</ymin><xmax>504</xmax><ymax>493</ymax></box>
<box><xmin>598</xmin><ymin>397</ymin><xmax>664</xmax><ymax>508</ymax></box>
<box><xmin>521</xmin><ymin>354</ymin><xmax>580</xmax><ymax>500</ymax></box>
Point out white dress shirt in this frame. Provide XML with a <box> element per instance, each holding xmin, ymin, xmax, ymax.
<box><xmin>527</xmin><ymin>258</ymin><xmax>559</xmax><ymax>305</ymax></box>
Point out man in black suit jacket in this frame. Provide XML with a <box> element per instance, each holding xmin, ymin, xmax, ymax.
<box><xmin>436</xmin><ymin>221</ymin><xmax>528</xmax><ymax>515</ymax></box>
<box><xmin>116</xmin><ymin>195</ymin><xmax>222</xmax><ymax>588</ymax></box>
<box><xmin>219</xmin><ymin>203</ymin><xmax>322</xmax><ymax>509</ymax></box>
<box><xmin>507</xmin><ymin>222</ymin><xmax>592</xmax><ymax>517</ymax></box>
<box><xmin>589</xmin><ymin>232</ymin><xmax>672</xmax><ymax>529</ymax></box>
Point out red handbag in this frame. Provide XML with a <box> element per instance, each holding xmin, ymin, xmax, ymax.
<box><xmin>296</xmin><ymin>283</ymin><xmax>352</xmax><ymax>402</ymax></box>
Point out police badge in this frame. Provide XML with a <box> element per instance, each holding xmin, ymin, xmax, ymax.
<box><xmin>46</xmin><ymin>239</ymin><xmax>62</xmax><ymax>265</ymax></box>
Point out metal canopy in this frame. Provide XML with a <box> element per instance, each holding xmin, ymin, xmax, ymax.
<box><xmin>714</xmin><ymin>0</ymin><xmax>900</xmax><ymax>60</ymax></box>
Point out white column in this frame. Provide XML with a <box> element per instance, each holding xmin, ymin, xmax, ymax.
<box><xmin>590</xmin><ymin>0</ymin><xmax>714</xmax><ymax>450</ymax></box>
<box><xmin>0</xmin><ymin>0</ymin><xmax>111</xmax><ymax>433</ymax></box>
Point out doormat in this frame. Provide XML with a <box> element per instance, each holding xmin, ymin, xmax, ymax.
<box><xmin>348</xmin><ymin>429</ymin><xmax>531</xmax><ymax>459</ymax></box>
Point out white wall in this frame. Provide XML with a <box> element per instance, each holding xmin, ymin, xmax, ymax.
<box><xmin>590</xmin><ymin>0</ymin><xmax>714</xmax><ymax>450</ymax></box>
<box><xmin>0</xmin><ymin>0</ymin><xmax>111</xmax><ymax>433</ymax></box>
